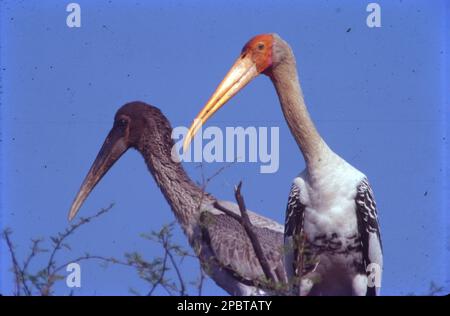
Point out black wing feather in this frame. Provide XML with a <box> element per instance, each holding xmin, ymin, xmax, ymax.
<box><xmin>284</xmin><ymin>183</ymin><xmax>308</xmax><ymax>280</ymax></box>
<box><xmin>285</xmin><ymin>184</ymin><xmax>305</xmax><ymax>238</ymax></box>
<box><xmin>355</xmin><ymin>177</ymin><xmax>383</xmax><ymax>296</ymax></box>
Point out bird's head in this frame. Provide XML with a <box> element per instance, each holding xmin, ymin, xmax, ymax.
<box><xmin>183</xmin><ymin>33</ymin><xmax>292</xmax><ymax>151</ymax></box>
<box><xmin>68</xmin><ymin>101</ymin><xmax>173</xmax><ymax>221</ymax></box>
<box><xmin>240</xmin><ymin>34</ymin><xmax>274</xmax><ymax>74</ymax></box>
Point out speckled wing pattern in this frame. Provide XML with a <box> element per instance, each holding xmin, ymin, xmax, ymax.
<box><xmin>355</xmin><ymin>177</ymin><xmax>383</xmax><ymax>296</ymax></box>
<box><xmin>284</xmin><ymin>183</ymin><xmax>308</xmax><ymax>277</ymax></box>
<box><xmin>285</xmin><ymin>183</ymin><xmax>304</xmax><ymax>238</ymax></box>
<box><xmin>199</xmin><ymin>207</ymin><xmax>286</xmax><ymax>287</ymax></box>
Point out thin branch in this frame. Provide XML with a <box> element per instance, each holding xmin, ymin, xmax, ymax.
<box><xmin>160</xmin><ymin>283</ymin><xmax>175</xmax><ymax>296</ymax></box>
<box><xmin>147</xmin><ymin>249</ymin><xmax>169</xmax><ymax>296</ymax></box>
<box><xmin>214</xmin><ymin>181</ymin><xmax>277</xmax><ymax>285</ymax></box>
<box><xmin>2</xmin><ymin>230</ymin><xmax>28</xmax><ymax>295</ymax></box>
<box><xmin>428</xmin><ymin>281</ymin><xmax>445</xmax><ymax>296</ymax></box>
<box><xmin>295</xmin><ymin>232</ymin><xmax>306</xmax><ymax>295</ymax></box>
<box><xmin>166</xmin><ymin>247</ymin><xmax>186</xmax><ymax>296</ymax></box>
<box><xmin>204</xmin><ymin>161</ymin><xmax>236</xmax><ymax>185</ymax></box>
<box><xmin>3</xmin><ymin>202</ymin><xmax>203</xmax><ymax>296</ymax></box>
<box><xmin>54</xmin><ymin>255</ymin><xmax>131</xmax><ymax>274</ymax></box>
<box><xmin>46</xmin><ymin>204</ymin><xmax>114</xmax><ymax>278</ymax></box>
<box><xmin>197</xmin><ymin>264</ymin><xmax>205</xmax><ymax>296</ymax></box>
<box><xmin>23</xmin><ymin>238</ymin><xmax>44</xmax><ymax>274</ymax></box>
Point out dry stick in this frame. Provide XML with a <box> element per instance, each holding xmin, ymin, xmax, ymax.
<box><xmin>46</xmin><ymin>204</ymin><xmax>114</xmax><ymax>277</ymax></box>
<box><xmin>166</xmin><ymin>248</ymin><xmax>187</xmax><ymax>296</ymax></box>
<box><xmin>296</xmin><ymin>233</ymin><xmax>306</xmax><ymax>295</ymax></box>
<box><xmin>54</xmin><ymin>255</ymin><xmax>132</xmax><ymax>274</ymax></box>
<box><xmin>42</xmin><ymin>204</ymin><xmax>114</xmax><ymax>295</ymax></box>
<box><xmin>146</xmin><ymin>230</ymin><xmax>187</xmax><ymax>296</ymax></box>
<box><xmin>197</xmin><ymin>265</ymin><xmax>205</xmax><ymax>296</ymax></box>
<box><xmin>159</xmin><ymin>231</ymin><xmax>187</xmax><ymax>296</ymax></box>
<box><xmin>2</xmin><ymin>230</ymin><xmax>28</xmax><ymax>295</ymax></box>
<box><xmin>214</xmin><ymin>181</ymin><xmax>277</xmax><ymax>285</ymax></box>
<box><xmin>23</xmin><ymin>239</ymin><xmax>43</xmax><ymax>274</ymax></box>
<box><xmin>147</xmin><ymin>249</ymin><xmax>169</xmax><ymax>296</ymax></box>
<box><xmin>204</xmin><ymin>161</ymin><xmax>236</xmax><ymax>184</ymax></box>
<box><xmin>55</xmin><ymin>253</ymin><xmax>174</xmax><ymax>296</ymax></box>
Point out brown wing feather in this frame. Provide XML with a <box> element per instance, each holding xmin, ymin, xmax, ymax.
<box><xmin>199</xmin><ymin>212</ymin><xmax>286</xmax><ymax>285</ymax></box>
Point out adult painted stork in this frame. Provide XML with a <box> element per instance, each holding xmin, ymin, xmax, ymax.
<box><xmin>68</xmin><ymin>101</ymin><xmax>287</xmax><ymax>296</ymax></box>
<box><xmin>183</xmin><ymin>34</ymin><xmax>383</xmax><ymax>296</ymax></box>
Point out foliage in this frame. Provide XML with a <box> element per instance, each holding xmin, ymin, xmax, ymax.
<box><xmin>2</xmin><ymin>204</ymin><xmax>204</xmax><ymax>296</ymax></box>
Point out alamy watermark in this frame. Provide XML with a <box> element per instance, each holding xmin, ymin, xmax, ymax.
<box><xmin>366</xmin><ymin>263</ymin><xmax>382</xmax><ymax>288</ymax></box>
<box><xmin>171</xmin><ymin>123</ymin><xmax>280</xmax><ymax>174</ymax></box>
<box><xmin>66</xmin><ymin>262</ymin><xmax>81</xmax><ymax>288</ymax></box>
<box><xmin>366</xmin><ymin>3</ymin><xmax>381</xmax><ymax>28</ymax></box>
<box><xmin>66</xmin><ymin>3</ymin><xmax>81</xmax><ymax>28</ymax></box>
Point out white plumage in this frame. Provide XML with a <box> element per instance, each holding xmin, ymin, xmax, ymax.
<box><xmin>182</xmin><ymin>33</ymin><xmax>383</xmax><ymax>295</ymax></box>
<box><xmin>285</xmin><ymin>152</ymin><xmax>383</xmax><ymax>296</ymax></box>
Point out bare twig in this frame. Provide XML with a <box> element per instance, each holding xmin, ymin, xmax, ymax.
<box><xmin>166</xmin><ymin>247</ymin><xmax>186</xmax><ymax>296</ymax></box>
<box><xmin>197</xmin><ymin>264</ymin><xmax>206</xmax><ymax>296</ymax></box>
<box><xmin>203</xmin><ymin>161</ymin><xmax>236</xmax><ymax>185</ymax></box>
<box><xmin>140</xmin><ymin>223</ymin><xmax>192</xmax><ymax>296</ymax></box>
<box><xmin>46</xmin><ymin>204</ymin><xmax>114</xmax><ymax>277</ymax></box>
<box><xmin>3</xmin><ymin>202</ymin><xmax>206</xmax><ymax>296</ymax></box>
<box><xmin>428</xmin><ymin>281</ymin><xmax>445</xmax><ymax>296</ymax></box>
<box><xmin>2</xmin><ymin>229</ymin><xmax>27</xmax><ymax>295</ymax></box>
<box><xmin>147</xmin><ymin>250</ymin><xmax>169</xmax><ymax>296</ymax></box>
<box><xmin>54</xmin><ymin>255</ymin><xmax>131</xmax><ymax>274</ymax></box>
<box><xmin>214</xmin><ymin>181</ymin><xmax>277</xmax><ymax>285</ymax></box>
<box><xmin>23</xmin><ymin>238</ymin><xmax>44</xmax><ymax>273</ymax></box>
<box><xmin>2</xmin><ymin>204</ymin><xmax>115</xmax><ymax>296</ymax></box>
<box><xmin>39</xmin><ymin>204</ymin><xmax>115</xmax><ymax>295</ymax></box>
<box><xmin>295</xmin><ymin>232</ymin><xmax>306</xmax><ymax>295</ymax></box>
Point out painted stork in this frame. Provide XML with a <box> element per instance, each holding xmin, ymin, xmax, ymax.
<box><xmin>68</xmin><ymin>101</ymin><xmax>287</xmax><ymax>296</ymax></box>
<box><xmin>183</xmin><ymin>34</ymin><xmax>383</xmax><ymax>296</ymax></box>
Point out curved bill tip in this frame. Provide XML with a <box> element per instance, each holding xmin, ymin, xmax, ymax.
<box><xmin>182</xmin><ymin>118</ymin><xmax>202</xmax><ymax>153</ymax></box>
<box><xmin>182</xmin><ymin>55</ymin><xmax>259</xmax><ymax>154</ymax></box>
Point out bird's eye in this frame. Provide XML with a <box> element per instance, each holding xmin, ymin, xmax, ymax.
<box><xmin>257</xmin><ymin>43</ymin><xmax>265</xmax><ymax>50</ymax></box>
<box><xmin>118</xmin><ymin>119</ymin><xmax>128</xmax><ymax>127</ymax></box>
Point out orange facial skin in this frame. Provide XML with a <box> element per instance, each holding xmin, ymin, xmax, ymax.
<box><xmin>241</xmin><ymin>34</ymin><xmax>274</xmax><ymax>74</ymax></box>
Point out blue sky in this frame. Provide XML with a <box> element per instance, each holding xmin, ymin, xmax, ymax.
<box><xmin>0</xmin><ymin>0</ymin><xmax>448</xmax><ymax>295</ymax></box>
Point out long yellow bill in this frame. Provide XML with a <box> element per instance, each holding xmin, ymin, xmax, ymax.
<box><xmin>183</xmin><ymin>55</ymin><xmax>259</xmax><ymax>152</ymax></box>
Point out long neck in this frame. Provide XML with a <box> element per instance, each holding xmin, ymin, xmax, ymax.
<box><xmin>138</xmin><ymin>131</ymin><xmax>214</xmax><ymax>238</ymax></box>
<box><xmin>270</xmin><ymin>54</ymin><xmax>332</xmax><ymax>168</ymax></box>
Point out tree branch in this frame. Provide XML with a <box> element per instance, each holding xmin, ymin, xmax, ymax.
<box><xmin>147</xmin><ymin>249</ymin><xmax>169</xmax><ymax>296</ymax></box>
<box><xmin>197</xmin><ymin>264</ymin><xmax>205</xmax><ymax>296</ymax></box>
<box><xmin>214</xmin><ymin>181</ymin><xmax>278</xmax><ymax>285</ymax></box>
<box><xmin>46</xmin><ymin>203</ymin><xmax>114</xmax><ymax>277</ymax></box>
<box><xmin>166</xmin><ymin>246</ymin><xmax>186</xmax><ymax>296</ymax></box>
<box><xmin>2</xmin><ymin>229</ymin><xmax>28</xmax><ymax>295</ymax></box>
<box><xmin>2</xmin><ymin>203</ymin><xmax>205</xmax><ymax>296</ymax></box>
<box><xmin>39</xmin><ymin>204</ymin><xmax>114</xmax><ymax>295</ymax></box>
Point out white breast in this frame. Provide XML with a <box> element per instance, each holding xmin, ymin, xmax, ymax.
<box><xmin>294</xmin><ymin>154</ymin><xmax>366</xmax><ymax>239</ymax></box>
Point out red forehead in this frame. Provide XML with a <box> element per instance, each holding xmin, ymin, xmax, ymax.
<box><xmin>242</xmin><ymin>34</ymin><xmax>274</xmax><ymax>52</ymax></box>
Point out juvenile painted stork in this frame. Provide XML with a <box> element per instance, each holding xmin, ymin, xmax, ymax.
<box><xmin>183</xmin><ymin>34</ymin><xmax>383</xmax><ymax>296</ymax></box>
<box><xmin>68</xmin><ymin>101</ymin><xmax>287</xmax><ymax>296</ymax></box>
